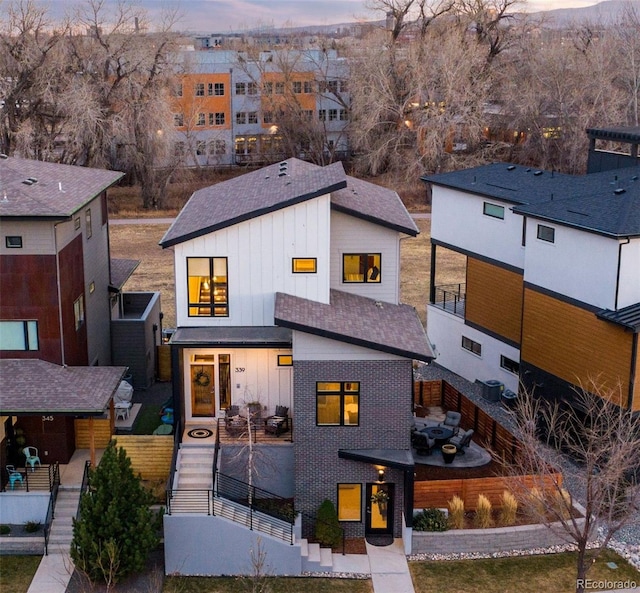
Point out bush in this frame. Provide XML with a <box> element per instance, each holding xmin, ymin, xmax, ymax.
<box><xmin>447</xmin><ymin>495</ymin><xmax>465</xmax><ymax>529</ymax></box>
<box><xmin>554</xmin><ymin>488</ymin><xmax>573</xmax><ymax>520</ymax></box>
<box><xmin>474</xmin><ymin>495</ymin><xmax>493</xmax><ymax>529</ymax></box>
<box><xmin>0</xmin><ymin>525</ymin><xmax>11</xmax><ymax>535</ymax></box>
<box><xmin>498</xmin><ymin>491</ymin><xmax>518</xmax><ymax>526</ymax></box>
<box><xmin>24</xmin><ymin>521</ymin><xmax>41</xmax><ymax>533</ymax></box>
<box><xmin>526</xmin><ymin>487</ymin><xmax>547</xmax><ymax>521</ymax></box>
<box><xmin>413</xmin><ymin>508</ymin><xmax>448</xmax><ymax>532</ymax></box>
<box><xmin>314</xmin><ymin>499</ymin><xmax>342</xmax><ymax>548</ymax></box>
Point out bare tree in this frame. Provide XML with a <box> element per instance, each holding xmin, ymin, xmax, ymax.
<box><xmin>505</xmin><ymin>382</ymin><xmax>640</xmax><ymax>593</ymax></box>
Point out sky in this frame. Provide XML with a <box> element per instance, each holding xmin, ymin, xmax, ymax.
<box><xmin>53</xmin><ymin>0</ymin><xmax>610</xmax><ymax>32</ymax></box>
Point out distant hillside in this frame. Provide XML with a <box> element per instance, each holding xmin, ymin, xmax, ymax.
<box><xmin>528</xmin><ymin>0</ymin><xmax>638</xmax><ymax>27</ymax></box>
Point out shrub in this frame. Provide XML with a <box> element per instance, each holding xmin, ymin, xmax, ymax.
<box><xmin>554</xmin><ymin>488</ymin><xmax>573</xmax><ymax>520</ymax></box>
<box><xmin>0</xmin><ymin>525</ymin><xmax>11</xmax><ymax>535</ymax></box>
<box><xmin>315</xmin><ymin>499</ymin><xmax>342</xmax><ymax>548</ymax></box>
<box><xmin>24</xmin><ymin>521</ymin><xmax>41</xmax><ymax>533</ymax></box>
<box><xmin>498</xmin><ymin>491</ymin><xmax>518</xmax><ymax>526</ymax></box>
<box><xmin>526</xmin><ymin>487</ymin><xmax>547</xmax><ymax>521</ymax></box>
<box><xmin>447</xmin><ymin>495</ymin><xmax>465</xmax><ymax>529</ymax></box>
<box><xmin>474</xmin><ymin>494</ymin><xmax>493</xmax><ymax>528</ymax></box>
<box><xmin>413</xmin><ymin>508</ymin><xmax>448</xmax><ymax>532</ymax></box>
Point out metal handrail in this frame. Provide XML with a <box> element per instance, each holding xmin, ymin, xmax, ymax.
<box><xmin>76</xmin><ymin>460</ymin><xmax>91</xmax><ymax>522</ymax></box>
<box><xmin>433</xmin><ymin>283</ymin><xmax>466</xmax><ymax>318</ymax></box>
<box><xmin>43</xmin><ymin>463</ymin><xmax>61</xmax><ymax>556</ymax></box>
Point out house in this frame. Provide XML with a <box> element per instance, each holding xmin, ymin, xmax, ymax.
<box><xmin>423</xmin><ymin>126</ymin><xmax>640</xmax><ymax>411</ymax></box>
<box><xmin>0</xmin><ymin>156</ymin><xmax>158</xmax><ymax>467</ymax></box>
<box><xmin>160</xmin><ymin>158</ymin><xmax>433</xmax><ymax>575</ymax></box>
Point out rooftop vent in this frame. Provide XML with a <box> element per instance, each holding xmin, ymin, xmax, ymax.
<box><xmin>278</xmin><ymin>171</ymin><xmax>287</xmax><ymax>177</ymax></box>
<box><xmin>0</xmin><ymin>154</ymin><xmax>8</xmax><ymax>159</ymax></box>
<box><xmin>533</xmin><ymin>170</ymin><xmax>543</xmax><ymax>176</ymax></box>
<box><xmin>614</xmin><ymin>188</ymin><xmax>626</xmax><ymax>195</ymax></box>
<box><xmin>507</xmin><ymin>165</ymin><xmax>516</xmax><ymax>171</ymax></box>
<box><xmin>22</xmin><ymin>179</ymin><xmax>34</xmax><ymax>185</ymax></box>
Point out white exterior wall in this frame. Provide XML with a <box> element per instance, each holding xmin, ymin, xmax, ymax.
<box><xmin>174</xmin><ymin>195</ymin><xmax>331</xmax><ymax>327</ymax></box>
<box><xmin>431</xmin><ymin>187</ymin><xmax>525</xmax><ymax>269</ymax></box>
<box><xmin>0</xmin><ymin>220</ymin><xmax>56</xmax><ymax>255</ymax></box>
<box><xmin>330</xmin><ymin>211</ymin><xmax>400</xmax><ymax>304</ymax></box>
<box><xmin>426</xmin><ymin>305</ymin><xmax>520</xmax><ymax>393</ymax></box>
<box><xmin>293</xmin><ymin>331</ymin><xmax>404</xmax><ymax>361</ymax></box>
<box><xmin>523</xmin><ymin>220</ymin><xmax>621</xmax><ymax>310</ymax></box>
<box><xmin>181</xmin><ymin>347</ymin><xmax>292</xmax><ymax>420</ymax></box>
<box><xmin>618</xmin><ymin>238</ymin><xmax>640</xmax><ymax>308</ymax></box>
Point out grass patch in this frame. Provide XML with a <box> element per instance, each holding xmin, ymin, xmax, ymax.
<box><xmin>163</xmin><ymin>576</ymin><xmax>372</xmax><ymax>592</ymax></box>
<box><xmin>133</xmin><ymin>403</ymin><xmax>164</xmax><ymax>435</ymax></box>
<box><xmin>0</xmin><ymin>556</ymin><xmax>41</xmax><ymax>593</ymax></box>
<box><xmin>409</xmin><ymin>550</ymin><xmax>639</xmax><ymax>593</ymax></box>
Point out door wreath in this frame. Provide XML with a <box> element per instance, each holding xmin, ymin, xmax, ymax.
<box><xmin>194</xmin><ymin>370</ymin><xmax>211</xmax><ymax>387</ymax></box>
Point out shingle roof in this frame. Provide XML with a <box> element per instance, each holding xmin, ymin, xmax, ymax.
<box><xmin>0</xmin><ymin>156</ymin><xmax>124</xmax><ymax>218</ymax></box>
<box><xmin>423</xmin><ymin>163</ymin><xmax>640</xmax><ymax>237</ymax></box>
<box><xmin>160</xmin><ymin>158</ymin><xmax>418</xmax><ymax>247</ymax></box>
<box><xmin>170</xmin><ymin>326</ymin><xmax>292</xmax><ymax>346</ymax></box>
<box><xmin>110</xmin><ymin>258</ymin><xmax>140</xmax><ymax>290</ymax></box>
<box><xmin>0</xmin><ymin>360</ymin><xmax>127</xmax><ymax>414</ymax></box>
<box><xmin>274</xmin><ymin>289</ymin><xmax>434</xmax><ymax>362</ymax></box>
<box><xmin>597</xmin><ymin>302</ymin><xmax>640</xmax><ymax>332</ymax></box>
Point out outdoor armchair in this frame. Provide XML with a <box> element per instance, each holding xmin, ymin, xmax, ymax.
<box><xmin>264</xmin><ymin>405</ymin><xmax>290</xmax><ymax>437</ymax></box>
<box><xmin>438</xmin><ymin>411</ymin><xmax>461</xmax><ymax>435</ymax></box>
<box><xmin>23</xmin><ymin>447</ymin><xmax>41</xmax><ymax>471</ymax></box>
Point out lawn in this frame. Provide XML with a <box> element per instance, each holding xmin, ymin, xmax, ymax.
<box><xmin>163</xmin><ymin>576</ymin><xmax>372</xmax><ymax>592</ymax></box>
<box><xmin>0</xmin><ymin>556</ymin><xmax>41</xmax><ymax>593</ymax></box>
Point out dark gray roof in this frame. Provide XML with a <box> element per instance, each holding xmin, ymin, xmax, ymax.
<box><xmin>423</xmin><ymin>163</ymin><xmax>640</xmax><ymax>238</ymax></box>
<box><xmin>586</xmin><ymin>126</ymin><xmax>640</xmax><ymax>142</ymax></box>
<box><xmin>274</xmin><ymin>289</ymin><xmax>434</xmax><ymax>362</ymax></box>
<box><xmin>338</xmin><ymin>448</ymin><xmax>414</xmax><ymax>470</ymax></box>
<box><xmin>160</xmin><ymin>158</ymin><xmax>418</xmax><ymax>247</ymax></box>
<box><xmin>597</xmin><ymin>302</ymin><xmax>640</xmax><ymax>332</ymax></box>
<box><xmin>0</xmin><ymin>360</ymin><xmax>127</xmax><ymax>414</ymax></box>
<box><xmin>0</xmin><ymin>156</ymin><xmax>123</xmax><ymax>219</ymax></box>
<box><xmin>170</xmin><ymin>326</ymin><xmax>292</xmax><ymax>346</ymax></box>
<box><xmin>110</xmin><ymin>258</ymin><xmax>140</xmax><ymax>290</ymax></box>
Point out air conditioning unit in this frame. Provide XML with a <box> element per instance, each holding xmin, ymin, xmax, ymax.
<box><xmin>479</xmin><ymin>379</ymin><xmax>504</xmax><ymax>402</ymax></box>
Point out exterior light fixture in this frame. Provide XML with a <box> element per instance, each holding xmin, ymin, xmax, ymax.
<box><xmin>377</xmin><ymin>468</ymin><xmax>385</xmax><ymax>483</ymax></box>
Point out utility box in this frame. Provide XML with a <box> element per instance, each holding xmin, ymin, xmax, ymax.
<box><xmin>502</xmin><ymin>389</ymin><xmax>517</xmax><ymax>408</ymax></box>
<box><xmin>479</xmin><ymin>379</ymin><xmax>504</xmax><ymax>402</ymax></box>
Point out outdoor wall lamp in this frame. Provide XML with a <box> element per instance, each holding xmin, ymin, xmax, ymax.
<box><xmin>377</xmin><ymin>468</ymin><xmax>385</xmax><ymax>482</ymax></box>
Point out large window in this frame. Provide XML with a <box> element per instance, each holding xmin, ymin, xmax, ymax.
<box><xmin>483</xmin><ymin>202</ymin><xmax>505</xmax><ymax>219</ymax></box>
<box><xmin>187</xmin><ymin>257</ymin><xmax>228</xmax><ymax>317</ymax></box>
<box><xmin>0</xmin><ymin>320</ymin><xmax>39</xmax><ymax>351</ymax></box>
<box><xmin>337</xmin><ymin>484</ymin><xmax>362</xmax><ymax>522</ymax></box>
<box><xmin>235</xmin><ymin>82</ymin><xmax>246</xmax><ymax>95</ymax></box>
<box><xmin>343</xmin><ymin>253</ymin><xmax>381</xmax><ymax>283</ymax></box>
<box><xmin>316</xmin><ymin>382</ymin><xmax>359</xmax><ymax>426</ymax></box>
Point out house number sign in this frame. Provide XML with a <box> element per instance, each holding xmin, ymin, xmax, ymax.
<box><xmin>42</xmin><ymin>416</ymin><xmax>54</xmax><ymax>422</ymax></box>
<box><xmin>235</xmin><ymin>367</ymin><xmax>245</xmax><ymax>373</ymax></box>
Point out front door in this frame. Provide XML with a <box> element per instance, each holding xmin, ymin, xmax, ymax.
<box><xmin>366</xmin><ymin>483</ymin><xmax>394</xmax><ymax>536</ymax></box>
<box><xmin>191</xmin><ymin>363</ymin><xmax>215</xmax><ymax>417</ymax></box>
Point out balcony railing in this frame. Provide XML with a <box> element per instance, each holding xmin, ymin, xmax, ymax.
<box><xmin>432</xmin><ymin>283</ymin><xmax>466</xmax><ymax>318</ymax></box>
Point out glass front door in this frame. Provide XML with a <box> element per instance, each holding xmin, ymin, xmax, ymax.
<box><xmin>366</xmin><ymin>483</ymin><xmax>394</xmax><ymax>536</ymax></box>
<box><xmin>190</xmin><ymin>353</ymin><xmax>232</xmax><ymax>417</ymax></box>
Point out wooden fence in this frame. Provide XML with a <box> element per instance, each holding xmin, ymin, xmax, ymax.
<box><xmin>74</xmin><ymin>418</ymin><xmax>112</xmax><ymax>449</ymax></box>
<box><xmin>113</xmin><ymin>435</ymin><xmax>173</xmax><ymax>482</ymax></box>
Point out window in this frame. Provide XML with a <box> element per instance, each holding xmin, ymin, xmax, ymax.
<box><xmin>303</xmin><ymin>110</ymin><xmax>313</xmax><ymax>120</ymax></box>
<box><xmin>74</xmin><ymin>295</ymin><xmax>85</xmax><ymax>330</ymax></box>
<box><xmin>318</xmin><ymin>109</ymin><xmax>326</xmax><ymax>121</ymax></box>
<box><xmin>483</xmin><ymin>202</ymin><xmax>505</xmax><ymax>219</ymax></box>
<box><xmin>327</xmin><ymin>80</ymin><xmax>338</xmax><ymax>93</ymax></box>
<box><xmin>316</xmin><ymin>382</ymin><xmax>359</xmax><ymax>426</ymax></box>
<box><xmin>173</xmin><ymin>113</ymin><xmax>184</xmax><ymax>127</ymax></box>
<box><xmin>304</xmin><ymin>80</ymin><xmax>314</xmax><ymax>93</ymax></box>
<box><xmin>339</xmin><ymin>109</ymin><xmax>348</xmax><ymax>121</ymax></box>
<box><xmin>500</xmin><ymin>355</ymin><xmax>520</xmax><ymax>375</ymax></box>
<box><xmin>537</xmin><ymin>224</ymin><xmax>555</xmax><ymax>243</ymax></box>
<box><xmin>263</xmin><ymin>82</ymin><xmax>273</xmax><ymax>95</ymax></box>
<box><xmin>293</xmin><ymin>81</ymin><xmax>302</xmax><ymax>94</ymax></box>
<box><xmin>74</xmin><ymin>217</ymin><xmax>81</xmax><ymax>230</ymax></box>
<box><xmin>213</xmin><ymin>112</ymin><xmax>225</xmax><ymax>126</ymax></box>
<box><xmin>263</xmin><ymin>111</ymin><xmax>273</xmax><ymax>124</ymax></box>
<box><xmin>248</xmin><ymin>111</ymin><xmax>258</xmax><ymax>124</ymax></box>
<box><xmin>197</xmin><ymin>113</ymin><xmax>205</xmax><ymax>126</ymax></box>
<box><xmin>275</xmin><ymin>81</ymin><xmax>285</xmax><ymax>95</ymax></box>
<box><xmin>196</xmin><ymin>141</ymin><xmax>206</xmax><ymax>156</ymax></box>
<box><xmin>292</xmin><ymin>258</ymin><xmax>317</xmax><ymax>273</ymax></box>
<box><xmin>174</xmin><ymin>141</ymin><xmax>185</xmax><ymax>157</ymax></box>
<box><xmin>236</xmin><ymin>112</ymin><xmax>247</xmax><ymax>125</ymax></box>
<box><xmin>5</xmin><ymin>236</ymin><xmax>22</xmax><ymax>248</ymax></box>
<box><xmin>343</xmin><ymin>253</ymin><xmax>381</xmax><ymax>283</ymax></box>
<box><xmin>0</xmin><ymin>320</ymin><xmax>39</xmax><ymax>351</ymax></box>
<box><xmin>208</xmin><ymin>82</ymin><xmax>225</xmax><ymax>96</ymax></box>
<box><xmin>235</xmin><ymin>82</ymin><xmax>246</xmax><ymax>95</ymax></box>
<box><xmin>187</xmin><ymin>257</ymin><xmax>228</xmax><ymax>317</ymax></box>
<box><xmin>85</xmin><ymin>209</ymin><xmax>92</xmax><ymax>238</ymax></box>
<box><xmin>195</xmin><ymin>83</ymin><xmax>205</xmax><ymax>97</ymax></box>
<box><xmin>337</xmin><ymin>484</ymin><xmax>362</xmax><ymax>522</ymax></box>
<box><xmin>247</xmin><ymin>82</ymin><xmax>258</xmax><ymax>95</ymax></box>
<box><xmin>175</xmin><ymin>83</ymin><xmax>183</xmax><ymax>97</ymax></box>
<box><xmin>209</xmin><ymin>140</ymin><xmax>225</xmax><ymax>155</ymax></box>
<box><xmin>462</xmin><ymin>336</ymin><xmax>481</xmax><ymax>356</ymax></box>
<box><xmin>339</xmin><ymin>80</ymin><xmax>348</xmax><ymax>93</ymax></box>
<box><xmin>277</xmin><ymin>354</ymin><xmax>293</xmax><ymax>366</ymax></box>
<box><xmin>328</xmin><ymin>109</ymin><xmax>338</xmax><ymax>121</ymax></box>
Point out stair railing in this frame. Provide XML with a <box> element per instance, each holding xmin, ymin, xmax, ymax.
<box><xmin>43</xmin><ymin>463</ymin><xmax>61</xmax><ymax>556</ymax></box>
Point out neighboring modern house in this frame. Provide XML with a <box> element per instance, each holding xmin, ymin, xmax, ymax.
<box><xmin>160</xmin><ymin>158</ymin><xmax>433</xmax><ymax>575</ymax></box>
<box><xmin>423</xmin><ymin>126</ymin><xmax>640</xmax><ymax>411</ymax></box>
<box><xmin>0</xmin><ymin>156</ymin><xmax>159</xmax><ymax>467</ymax></box>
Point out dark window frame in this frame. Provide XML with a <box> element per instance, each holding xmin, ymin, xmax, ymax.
<box><xmin>277</xmin><ymin>354</ymin><xmax>293</xmax><ymax>367</ymax></box>
<box><xmin>461</xmin><ymin>336</ymin><xmax>481</xmax><ymax>356</ymax></box>
<box><xmin>0</xmin><ymin>320</ymin><xmax>39</xmax><ymax>351</ymax></box>
<box><xmin>483</xmin><ymin>202</ymin><xmax>505</xmax><ymax>220</ymax></box>
<box><xmin>187</xmin><ymin>256</ymin><xmax>229</xmax><ymax>318</ymax></box>
<box><xmin>537</xmin><ymin>224</ymin><xmax>555</xmax><ymax>243</ymax></box>
<box><xmin>292</xmin><ymin>258</ymin><xmax>317</xmax><ymax>274</ymax></box>
<box><xmin>5</xmin><ymin>236</ymin><xmax>22</xmax><ymax>248</ymax></box>
<box><xmin>316</xmin><ymin>381</ymin><xmax>360</xmax><ymax>426</ymax></box>
<box><xmin>342</xmin><ymin>253</ymin><xmax>381</xmax><ymax>284</ymax></box>
<box><xmin>500</xmin><ymin>355</ymin><xmax>520</xmax><ymax>375</ymax></box>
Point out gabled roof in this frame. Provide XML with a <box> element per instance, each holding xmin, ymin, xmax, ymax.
<box><xmin>423</xmin><ymin>163</ymin><xmax>640</xmax><ymax>238</ymax></box>
<box><xmin>0</xmin><ymin>360</ymin><xmax>127</xmax><ymax>415</ymax></box>
<box><xmin>274</xmin><ymin>289</ymin><xmax>434</xmax><ymax>362</ymax></box>
<box><xmin>110</xmin><ymin>258</ymin><xmax>140</xmax><ymax>291</ymax></box>
<box><xmin>160</xmin><ymin>158</ymin><xmax>418</xmax><ymax>247</ymax></box>
<box><xmin>0</xmin><ymin>156</ymin><xmax>124</xmax><ymax>219</ymax></box>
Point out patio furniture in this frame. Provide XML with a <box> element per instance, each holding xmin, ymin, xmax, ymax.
<box><xmin>224</xmin><ymin>406</ymin><xmax>247</xmax><ymax>436</ymax></box>
<box><xmin>438</xmin><ymin>411</ymin><xmax>461</xmax><ymax>435</ymax></box>
<box><xmin>422</xmin><ymin>425</ymin><xmax>454</xmax><ymax>447</ymax></box>
<box><xmin>264</xmin><ymin>406</ymin><xmax>290</xmax><ymax>436</ymax></box>
<box><xmin>449</xmin><ymin>428</ymin><xmax>474</xmax><ymax>454</ymax></box>
<box><xmin>23</xmin><ymin>447</ymin><xmax>41</xmax><ymax>471</ymax></box>
<box><xmin>6</xmin><ymin>465</ymin><xmax>23</xmax><ymax>489</ymax></box>
<box><xmin>115</xmin><ymin>401</ymin><xmax>132</xmax><ymax>420</ymax></box>
<box><xmin>411</xmin><ymin>430</ymin><xmax>435</xmax><ymax>456</ymax></box>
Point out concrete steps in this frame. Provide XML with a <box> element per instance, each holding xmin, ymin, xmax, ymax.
<box><xmin>300</xmin><ymin>539</ymin><xmax>333</xmax><ymax>573</ymax></box>
<box><xmin>47</xmin><ymin>488</ymin><xmax>81</xmax><ymax>553</ymax></box>
<box><xmin>176</xmin><ymin>447</ymin><xmax>213</xmax><ymax>490</ymax></box>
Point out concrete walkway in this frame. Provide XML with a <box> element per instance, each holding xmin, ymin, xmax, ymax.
<box><xmin>366</xmin><ymin>539</ymin><xmax>415</xmax><ymax>593</ymax></box>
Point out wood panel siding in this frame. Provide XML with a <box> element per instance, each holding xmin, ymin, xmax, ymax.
<box><xmin>74</xmin><ymin>418</ymin><xmax>112</xmax><ymax>448</ymax></box>
<box><xmin>521</xmin><ymin>288</ymin><xmax>633</xmax><ymax>407</ymax></box>
<box><xmin>465</xmin><ymin>257</ymin><xmax>523</xmax><ymax>345</ymax></box>
<box><xmin>413</xmin><ymin>380</ymin><xmax>443</xmax><ymax>408</ymax></box>
<box><xmin>113</xmin><ymin>435</ymin><xmax>173</xmax><ymax>481</ymax></box>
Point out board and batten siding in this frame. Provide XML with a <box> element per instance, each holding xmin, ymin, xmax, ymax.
<box><xmin>431</xmin><ymin>187</ymin><xmax>525</xmax><ymax>270</ymax></box>
<box><xmin>329</xmin><ymin>210</ymin><xmax>400</xmax><ymax>304</ymax></box>
<box><xmin>174</xmin><ymin>196</ymin><xmax>331</xmax><ymax>327</ymax></box>
<box><xmin>521</xmin><ymin>287</ymin><xmax>634</xmax><ymax>408</ymax></box>
<box><xmin>465</xmin><ymin>257</ymin><xmax>523</xmax><ymax>345</ymax></box>
<box><xmin>523</xmin><ymin>219</ymin><xmax>622</xmax><ymax>311</ymax></box>
<box><xmin>293</xmin><ymin>331</ymin><xmax>405</xmax><ymax>361</ymax></box>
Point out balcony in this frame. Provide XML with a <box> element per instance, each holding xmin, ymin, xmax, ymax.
<box><xmin>432</xmin><ymin>283</ymin><xmax>465</xmax><ymax>318</ymax></box>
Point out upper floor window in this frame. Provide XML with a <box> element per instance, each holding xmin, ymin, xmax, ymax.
<box><xmin>339</xmin><ymin>109</ymin><xmax>348</xmax><ymax>121</ymax></box>
<box><xmin>343</xmin><ymin>253</ymin><xmax>381</xmax><ymax>283</ymax></box>
<box><xmin>0</xmin><ymin>320</ymin><xmax>38</xmax><ymax>351</ymax></box>
<box><xmin>328</xmin><ymin>109</ymin><xmax>338</xmax><ymax>121</ymax></box>
<box><xmin>209</xmin><ymin>112</ymin><xmax>225</xmax><ymax>126</ymax></box>
<box><xmin>236</xmin><ymin>112</ymin><xmax>246</xmax><ymax>125</ymax></box>
<box><xmin>74</xmin><ymin>295</ymin><xmax>85</xmax><ymax>330</ymax></box>
<box><xmin>318</xmin><ymin>109</ymin><xmax>326</xmax><ymax>121</ymax></box>
<box><xmin>277</xmin><ymin>354</ymin><xmax>293</xmax><ymax>366</ymax></box>
<box><xmin>174</xmin><ymin>83</ymin><xmax>183</xmax><ymax>97</ymax></box>
<box><xmin>197</xmin><ymin>113</ymin><xmax>205</xmax><ymax>126</ymax></box>
<box><xmin>263</xmin><ymin>82</ymin><xmax>273</xmax><ymax>95</ymax></box>
<box><xmin>195</xmin><ymin>83</ymin><xmax>205</xmax><ymax>97</ymax></box>
<box><xmin>304</xmin><ymin>80</ymin><xmax>314</xmax><ymax>93</ymax></box>
<box><xmin>173</xmin><ymin>113</ymin><xmax>184</xmax><ymax>127</ymax></box>
<box><xmin>247</xmin><ymin>82</ymin><xmax>258</xmax><ymax>95</ymax></box>
<box><xmin>235</xmin><ymin>82</ymin><xmax>246</xmax><ymax>95</ymax></box>
<box><xmin>292</xmin><ymin>81</ymin><xmax>302</xmax><ymax>94</ymax></box>
<box><xmin>208</xmin><ymin>82</ymin><xmax>225</xmax><ymax>96</ymax></box>
<box><xmin>5</xmin><ymin>236</ymin><xmax>22</xmax><ymax>248</ymax></box>
<box><xmin>292</xmin><ymin>258</ymin><xmax>317</xmax><ymax>273</ymax></box>
<box><xmin>263</xmin><ymin>111</ymin><xmax>274</xmax><ymax>124</ymax></box>
<box><xmin>483</xmin><ymin>202</ymin><xmax>504</xmax><ymax>219</ymax></box>
<box><xmin>275</xmin><ymin>81</ymin><xmax>285</xmax><ymax>95</ymax></box>
<box><xmin>248</xmin><ymin>112</ymin><xmax>258</xmax><ymax>124</ymax></box>
<box><xmin>187</xmin><ymin>257</ymin><xmax>228</xmax><ymax>317</ymax></box>
<box><xmin>85</xmin><ymin>209</ymin><xmax>92</xmax><ymax>238</ymax></box>
<box><xmin>316</xmin><ymin>382</ymin><xmax>360</xmax><ymax>426</ymax></box>
<box><xmin>537</xmin><ymin>224</ymin><xmax>555</xmax><ymax>243</ymax></box>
